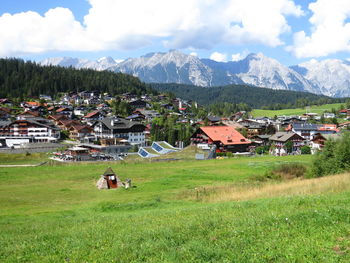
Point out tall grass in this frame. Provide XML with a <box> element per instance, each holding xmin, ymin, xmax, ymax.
<box><xmin>184</xmin><ymin>172</ymin><xmax>350</xmax><ymax>202</ymax></box>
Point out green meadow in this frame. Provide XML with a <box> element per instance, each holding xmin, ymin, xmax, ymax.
<box><xmin>1</xmin><ymin>153</ymin><xmax>350</xmax><ymax>262</ymax></box>
<box><xmin>251</xmin><ymin>103</ymin><xmax>343</xmax><ymax>118</ymax></box>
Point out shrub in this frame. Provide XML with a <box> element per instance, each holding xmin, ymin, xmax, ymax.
<box><xmin>310</xmin><ymin>132</ymin><xmax>350</xmax><ymax>177</ymax></box>
<box><xmin>301</xmin><ymin>145</ymin><xmax>311</xmax><ymax>155</ymax></box>
<box><xmin>255</xmin><ymin>145</ymin><xmax>270</xmax><ymax>155</ymax></box>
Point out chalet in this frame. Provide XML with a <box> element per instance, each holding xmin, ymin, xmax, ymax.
<box><xmin>48</xmin><ymin>114</ymin><xmax>68</xmax><ymax>125</ymax></box>
<box><xmin>69</xmin><ymin>125</ymin><xmax>93</xmax><ymax>141</ymax></box>
<box><xmin>291</xmin><ymin>123</ymin><xmax>339</xmax><ymax>140</ymax></box>
<box><xmin>133</xmin><ymin>110</ymin><xmax>160</xmax><ymax>122</ymax></box>
<box><xmin>269</xmin><ymin>132</ymin><xmax>305</xmax><ymax>156</ymax></box>
<box><xmin>0</xmin><ymin>98</ymin><xmax>12</xmax><ymax>106</ymax></box>
<box><xmin>73</xmin><ymin>106</ymin><xmax>88</xmax><ymax>117</ymax></box>
<box><xmin>190</xmin><ymin>126</ymin><xmax>251</xmax><ymax>153</ymax></box>
<box><xmin>93</xmin><ymin>117</ymin><xmax>146</xmax><ymax>146</ymax></box>
<box><xmin>39</xmin><ymin>95</ymin><xmax>52</xmax><ymax>101</ymax></box>
<box><xmin>0</xmin><ymin>118</ymin><xmax>60</xmax><ymax>148</ymax></box>
<box><xmin>83</xmin><ymin>110</ymin><xmax>105</xmax><ymax>125</ymax></box>
<box><xmin>324</xmin><ymin>112</ymin><xmax>336</xmax><ymax>119</ymax></box>
<box><xmin>310</xmin><ymin>133</ymin><xmax>326</xmax><ymax>154</ymax></box>
<box><xmin>17</xmin><ymin>110</ymin><xmax>40</xmax><ymax>120</ymax></box>
<box><xmin>66</xmin><ymin>146</ymin><xmax>90</xmax><ymax>161</ymax></box>
<box><xmin>125</xmin><ymin>113</ymin><xmax>145</xmax><ymax>122</ymax></box>
<box><xmin>128</xmin><ymin>99</ymin><xmax>149</xmax><ymax>109</ymax></box>
<box><xmin>206</xmin><ymin>116</ymin><xmax>221</xmax><ymax>126</ymax></box>
<box><xmin>56</xmin><ymin>107</ymin><xmax>73</xmax><ymax>118</ymax></box>
<box><xmin>57</xmin><ymin>119</ymin><xmax>82</xmax><ymax>130</ymax></box>
<box><xmin>0</xmin><ymin>108</ymin><xmax>11</xmax><ymax>120</ymax></box>
<box><xmin>161</xmin><ymin>103</ymin><xmax>174</xmax><ymax>110</ymax></box>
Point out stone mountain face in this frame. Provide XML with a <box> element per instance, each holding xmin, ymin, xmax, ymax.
<box><xmin>40</xmin><ymin>51</ymin><xmax>350</xmax><ymax>97</ymax></box>
<box><xmin>291</xmin><ymin>59</ymin><xmax>350</xmax><ymax>97</ymax></box>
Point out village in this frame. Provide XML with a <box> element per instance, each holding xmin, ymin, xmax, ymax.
<box><xmin>0</xmin><ymin>92</ymin><xmax>348</xmax><ymax>161</ymax></box>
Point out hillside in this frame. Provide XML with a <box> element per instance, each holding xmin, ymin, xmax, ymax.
<box><xmin>0</xmin><ymin>58</ymin><xmax>153</xmax><ymax>99</ymax></box>
<box><xmin>151</xmin><ymin>83</ymin><xmax>341</xmax><ymax>108</ymax></box>
<box><xmin>2</xmin><ymin>154</ymin><xmax>350</xmax><ymax>262</ymax></box>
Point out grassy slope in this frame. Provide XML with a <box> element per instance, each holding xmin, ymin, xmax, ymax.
<box><xmin>251</xmin><ymin>103</ymin><xmax>343</xmax><ymax>118</ymax></box>
<box><xmin>1</xmin><ymin>154</ymin><xmax>350</xmax><ymax>262</ymax></box>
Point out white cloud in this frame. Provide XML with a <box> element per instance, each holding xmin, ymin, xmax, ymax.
<box><xmin>0</xmin><ymin>0</ymin><xmax>304</xmax><ymax>56</ymax></box>
<box><xmin>231</xmin><ymin>50</ymin><xmax>250</xmax><ymax>61</ymax></box>
<box><xmin>289</xmin><ymin>0</ymin><xmax>350</xmax><ymax>58</ymax></box>
<box><xmin>190</xmin><ymin>52</ymin><xmax>198</xmax><ymax>57</ymax></box>
<box><xmin>210</xmin><ymin>52</ymin><xmax>227</xmax><ymax>62</ymax></box>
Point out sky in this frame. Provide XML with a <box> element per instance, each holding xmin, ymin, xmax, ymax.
<box><xmin>0</xmin><ymin>0</ymin><xmax>350</xmax><ymax>66</ymax></box>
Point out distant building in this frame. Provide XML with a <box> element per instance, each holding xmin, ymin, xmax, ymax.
<box><xmin>93</xmin><ymin>117</ymin><xmax>146</xmax><ymax>146</ymax></box>
<box><xmin>190</xmin><ymin>126</ymin><xmax>251</xmax><ymax>153</ymax></box>
<box><xmin>269</xmin><ymin>132</ymin><xmax>305</xmax><ymax>156</ymax></box>
<box><xmin>0</xmin><ymin>118</ymin><xmax>60</xmax><ymax>148</ymax></box>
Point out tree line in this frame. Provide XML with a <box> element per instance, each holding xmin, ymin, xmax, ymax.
<box><xmin>151</xmin><ymin>83</ymin><xmax>346</xmax><ymax>109</ymax></box>
<box><xmin>0</xmin><ymin>58</ymin><xmax>155</xmax><ymax>100</ymax></box>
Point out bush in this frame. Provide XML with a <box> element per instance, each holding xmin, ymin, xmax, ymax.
<box><xmin>255</xmin><ymin>145</ymin><xmax>270</xmax><ymax>155</ymax></box>
<box><xmin>310</xmin><ymin>132</ymin><xmax>350</xmax><ymax>177</ymax></box>
<box><xmin>301</xmin><ymin>145</ymin><xmax>311</xmax><ymax>155</ymax></box>
<box><xmin>251</xmin><ymin>163</ymin><xmax>307</xmax><ymax>181</ymax></box>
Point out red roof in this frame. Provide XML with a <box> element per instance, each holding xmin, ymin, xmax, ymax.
<box><xmin>84</xmin><ymin>110</ymin><xmax>100</xmax><ymax>118</ymax></box>
<box><xmin>56</xmin><ymin>107</ymin><xmax>71</xmax><ymax>113</ymax></box>
<box><xmin>200</xmin><ymin>126</ymin><xmax>251</xmax><ymax>145</ymax></box>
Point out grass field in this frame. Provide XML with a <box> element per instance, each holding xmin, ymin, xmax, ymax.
<box><xmin>251</xmin><ymin>103</ymin><xmax>344</xmax><ymax>118</ymax></box>
<box><xmin>1</xmin><ymin>153</ymin><xmax>350</xmax><ymax>262</ymax></box>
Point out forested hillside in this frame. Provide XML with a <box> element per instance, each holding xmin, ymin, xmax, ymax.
<box><xmin>152</xmin><ymin>83</ymin><xmax>345</xmax><ymax>109</ymax></box>
<box><xmin>0</xmin><ymin>58</ymin><xmax>154</xmax><ymax>100</ymax></box>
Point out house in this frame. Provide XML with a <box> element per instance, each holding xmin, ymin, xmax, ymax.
<box><xmin>69</xmin><ymin>125</ymin><xmax>93</xmax><ymax>141</ymax></box>
<box><xmin>83</xmin><ymin>110</ymin><xmax>105</xmax><ymax>125</ymax></box>
<box><xmin>190</xmin><ymin>126</ymin><xmax>251</xmax><ymax>153</ymax></box>
<box><xmin>133</xmin><ymin>110</ymin><xmax>160</xmax><ymax>122</ymax></box>
<box><xmin>17</xmin><ymin>110</ymin><xmax>40</xmax><ymax>120</ymax></box>
<box><xmin>324</xmin><ymin>112</ymin><xmax>336</xmax><ymax>119</ymax></box>
<box><xmin>93</xmin><ymin>117</ymin><xmax>146</xmax><ymax>146</ymax></box>
<box><xmin>0</xmin><ymin>118</ymin><xmax>60</xmax><ymax>148</ymax></box>
<box><xmin>0</xmin><ymin>108</ymin><xmax>11</xmax><ymax>120</ymax></box>
<box><xmin>269</xmin><ymin>132</ymin><xmax>305</xmax><ymax>156</ymax></box>
<box><xmin>310</xmin><ymin>133</ymin><xmax>326</xmax><ymax>154</ymax></box>
<box><xmin>65</xmin><ymin>146</ymin><xmax>91</xmax><ymax>161</ymax></box>
<box><xmin>125</xmin><ymin>113</ymin><xmax>145</xmax><ymax>122</ymax></box>
<box><xmin>57</xmin><ymin>119</ymin><xmax>82</xmax><ymax>131</ymax></box>
<box><xmin>206</xmin><ymin>116</ymin><xmax>221</xmax><ymax>126</ymax></box>
<box><xmin>291</xmin><ymin>123</ymin><xmax>339</xmax><ymax>140</ymax></box>
<box><xmin>48</xmin><ymin>114</ymin><xmax>68</xmax><ymax>125</ymax></box>
<box><xmin>56</xmin><ymin>107</ymin><xmax>73</xmax><ymax>118</ymax></box>
<box><xmin>128</xmin><ymin>99</ymin><xmax>149</xmax><ymax>109</ymax></box>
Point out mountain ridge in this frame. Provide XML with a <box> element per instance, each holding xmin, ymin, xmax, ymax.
<box><xmin>40</xmin><ymin>50</ymin><xmax>350</xmax><ymax>97</ymax></box>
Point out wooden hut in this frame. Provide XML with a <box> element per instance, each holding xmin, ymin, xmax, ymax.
<box><xmin>96</xmin><ymin>167</ymin><xmax>123</xmax><ymax>189</ymax></box>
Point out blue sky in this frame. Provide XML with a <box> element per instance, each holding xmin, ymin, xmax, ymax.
<box><xmin>0</xmin><ymin>0</ymin><xmax>349</xmax><ymax>65</ymax></box>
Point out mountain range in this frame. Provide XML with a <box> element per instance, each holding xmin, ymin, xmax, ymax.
<box><xmin>40</xmin><ymin>50</ymin><xmax>350</xmax><ymax>97</ymax></box>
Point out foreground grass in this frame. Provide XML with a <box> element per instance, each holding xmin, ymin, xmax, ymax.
<box><xmin>251</xmin><ymin>103</ymin><xmax>343</xmax><ymax>118</ymax></box>
<box><xmin>2</xmin><ymin>154</ymin><xmax>350</xmax><ymax>262</ymax></box>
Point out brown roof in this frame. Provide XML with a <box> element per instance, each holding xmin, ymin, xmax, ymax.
<box><xmin>48</xmin><ymin>114</ymin><xmax>67</xmax><ymax>121</ymax></box>
<box><xmin>69</xmin><ymin>124</ymin><xmax>92</xmax><ymax>132</ymax></box>
<box><xmin>56</xmin><ymin>107</ymin><xmax>71</xmax><ymax>113</ymax></box>
<box><xmin>18</xmin><ymin>111</ymin><xmax>40</xmax><ymax>117</ymax></box>
<box><xmin>84</xmin><ymin>110</ymin><xmax>100</xmax><ymax>118</ymax></box>
<box><xmin>0</xmin><ymin>107</ymin><xmax>11</xmax><ymax>114</ymax></box>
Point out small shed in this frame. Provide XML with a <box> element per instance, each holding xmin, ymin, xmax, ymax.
<box><xmin>96</xmin><ymin>167</ymin><xmax>123</xmax><ymax>189</ymax></box>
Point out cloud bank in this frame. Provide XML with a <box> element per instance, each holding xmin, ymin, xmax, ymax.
<box><xmin>0</xmin><ymin>0</ymin><xmax>303</xmax><ymax>56</ymax></box>
<box><xmin>290</xmin><ymin>0</ymin><xmax>350</xmax><ymax>58</ymax></box>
